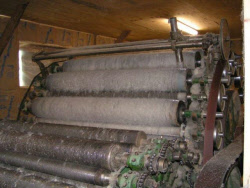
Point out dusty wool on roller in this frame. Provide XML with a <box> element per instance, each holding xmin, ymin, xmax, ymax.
<box><xmin>36</xmin><ymin>118</ymin><xmax>182</xmax><ymax>137</ymax></box>
<box><xmin>32</xmin><ymin>97</ymin><xmax>182</xmax><ymax>127</ymax></box>
<box><xmin>48</xmin><ymin>90</ymin><xmax>187</xmax><ymax>101</ymax></box>
<box><xmin>46</xmin><ymin>68</ymin><xmax>187</xmax><ymax>93</ymax></box>
<box><xmin>63</xmin><ymin>50</ymin><xmax>201</xmax><ymax>71</ymax></box>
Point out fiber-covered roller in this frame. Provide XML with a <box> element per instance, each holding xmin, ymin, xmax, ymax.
<box><xmin>63</xmin><ymin>50</ymin><xmax>202</xmax><ymax>71</ymax></box>
<box><xmin>37</xmin><ymin>118</ymin><xmax>182</xmax><ymax>137</ymax></box>
<box><xmin>0</xmin><ymin>163</ymin><xmax>88</xmax><ymax>188</ymax></box>
<box><xmin>0</xmin><ymin>130</ymin><xmax>124</xmax><ymax>171</ymax></box>
<box><xmin>0</xmin><ymin>121</ymin><xmax>146</xmax><ymax>146</ymax></box>
<box><xmin>0</xmin><ymin>152</ymin><xmax>111</xmax><ymax>186</ymax></box>
<box><xmin>49</xmin><ymin>89</ymin><xmax>187</xmax><ymax>101</ymax></box>
<box><xmin>46</xmin><ymin>68</ymin><xmax>188</xmax><ymax>94</ymax></box>
<box><xmin>32</xmin><ymin>97</ymin><xmax>186</xmax><ymax>127</ymax></box>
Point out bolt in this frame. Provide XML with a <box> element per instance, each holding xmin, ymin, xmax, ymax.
<box><xmin>132</xmin><ymin>158</ymin><xmax>136</xmax><ymax>162</ymax></box>
<box><xmin>124</xmin><ymin>175</ymin><xmax>128</xmax><ymax>179</ymax></box>
<box><xmin>222</xmin><ymin>95</ymin><xmax>228</xmax><ymax>100</ymax></box>
<box><xmin>218</xmin><ymin>132</ymin><xmax>224</xmax><ymax>137</ymax></box>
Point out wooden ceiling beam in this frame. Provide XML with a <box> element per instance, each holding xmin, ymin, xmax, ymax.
<box><xmin>0</xmin><ymin>2</ymin><xmax>29</xmax><ymax>56</ymax></box>
<box><xmin>115</xmin><ymin>30</ymin><xmax>131</xmax><ymax>43</ymax></box>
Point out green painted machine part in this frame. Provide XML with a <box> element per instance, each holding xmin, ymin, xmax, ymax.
<box><xmin>118</xmin><ymin>168</ymin><xmax>138</xmax><ymax>188</ymax></box>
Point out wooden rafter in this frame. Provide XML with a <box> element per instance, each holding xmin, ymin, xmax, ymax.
<box><xmin>0</xmin><ymin>2</ymin><xmax>29</xmax><ymax>56</ymax></box>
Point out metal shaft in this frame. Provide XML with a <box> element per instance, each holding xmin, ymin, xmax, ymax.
<box><xmin>0</xmin><ymin>152</ymin><xmax>111</xmax><ymax>186</ymax></box>
<box><xmin>33</xmin><ymin>39</ymin><xmax>203</xmax><ymax>61</ymax></box>
<box><xmin>0</xmin><ymin>129</ymin><xmax>125</xmax><ymax>171</ymax></box>
<box><xmin>169</xmin><ymin>17</ymin><xmax>178</xmax><ymax>33</ymax></box>
<box><xmin>0</xmin><ymin>121</ymin><xmax>146</xmax><ymax>146</ymax></box>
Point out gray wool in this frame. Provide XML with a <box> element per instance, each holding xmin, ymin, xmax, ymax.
<box><xmin>46</xmin><ymin>68</ymin><xmax>187</xmax><ymax>93</ymax></box>
<box><xmin>32</xmin><ymin>97</ymin><xmax>182</xmax><ymax>127</ymax></box>
<box><xmin>63</xmin><ymin>50</ymin><xmax>201</xmax><ymax>72</ymax></box>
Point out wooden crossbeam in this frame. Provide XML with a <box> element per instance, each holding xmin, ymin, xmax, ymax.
<box><xmin>0</xmin><ymin>2</ymin><xmax>29</xmax><ymax>56</ymax></box>
<box><xmin>115</xmin><ymin>30</ymin><xmax>131</xmax><ymax>43</ymax></box>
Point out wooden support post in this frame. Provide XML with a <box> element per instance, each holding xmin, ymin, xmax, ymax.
<box><xmin>0</xmin><ymin>2</ymin><xmax>29</xmax><ymax>56</ymax></box>
<box><xmin>115</xmin><ymin>30</ymin><xmax>131</xmax><ymax>43</ymax></box>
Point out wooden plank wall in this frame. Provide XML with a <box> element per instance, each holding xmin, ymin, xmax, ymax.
<box><xmin>0</xmin><ymin>17</ymin><xmax>115</xmax><ymax>120</ymax></box>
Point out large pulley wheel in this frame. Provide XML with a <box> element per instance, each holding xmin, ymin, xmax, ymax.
<box><xmin>217</xmin><ymin>84</ymin><xmax>226</xmax><ymax>112</ymax></box>
<box><xmin>222</xmin><ymin>90</ymin><xmax>242</xmax><ymax>147</ymax></box>
<box><xmin>220</xmin><ymin>19</ymin><xmax>231</xmax><ymax>61</ymax></box>
<box><xmin>213</xmin><ymin>120</ymin><xmax>223</xmax><ymax>150</ymax></box>
<box><xmin>224</xmin><ymin>165</ymin><xmax>242</xmax><ymax>188</ymax></box>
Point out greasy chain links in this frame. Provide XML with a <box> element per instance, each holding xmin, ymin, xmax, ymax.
<box><xmin>159</xmin><ymin>143</ymin><xmax>171</xmax><ymax>157</ymax></box>
<box><xmin>136</xmin><ymin>172</ymin><xmax>149</xmax><ymax>188</ymax></box>
<box><xmin>148</xmin><ymin>153</ymin><xmax>157</xmax><ymax>174</ymax></box>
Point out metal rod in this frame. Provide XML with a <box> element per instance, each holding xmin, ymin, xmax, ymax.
<box><xmin>175</xmin><ymin>48</ymin><xmax>184</xmax><ymax>65</ymax></box>
<box><xmin>0</xmin><ymin>152</ymin><xmax>111</xmax><ymax>186</ymax></box>
<box><xmin>169</xmin><ymin>17</ymin><xmax>184</xmax><ymax>66</ymax></box>
<box><xmin>0</xmin><ymin>121</ymin><xmax>146</xmax><ymax>146</ymax></box>
<box><xmin>33</xmin><ymin>40</ymin><xmax>203</xmax><ymax>61</ymax></box>
<box><xmin>169</xmin><ymin>17</ymin><xmax>178</xmax><ymax>33</ymax></box>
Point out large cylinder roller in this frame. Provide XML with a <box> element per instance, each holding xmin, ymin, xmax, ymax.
<box><xmin>0</xmin><ymin>121</ymin><xmax>146</xmax><ymax>146</ymax></box>
<box><xmin>46</xmin><ymin>68</ymin><xmax>188</xmax><ymax>94</ymax></box>
<box><xmin>31</xmin><ymin>97</ymin><xmax>186</xmax><ymax>127</ymax></box>
<box><xmin>0</xmin><ymin>130</ymin><xmax>125</xmax><ymax>171</ymax></box>
<box><xmin>62</xmin><ymin>50</ymin><xmax>202</xmax><ymax>71</ymax></box>
<box><xmin>0</xmin><ymin>152</ymin><xmax>111</xmax><ymax>186</ymax></box>
<box><xmin>0</xmin><ymin>163</ymin><xmax>95</xmax><ymax>188</ymax></box>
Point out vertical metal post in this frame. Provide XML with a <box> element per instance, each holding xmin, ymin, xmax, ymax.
<box><xmin>169</xmin><ymin>17</ymin><xmax>178</xmax><ymax>33</ymax></box>
<box><xmin>169</xmin><ymin>17</ymin><xmax>184</xmax><ymax>66</ymax></box>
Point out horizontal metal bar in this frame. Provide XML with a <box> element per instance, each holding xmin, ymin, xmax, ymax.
<box><xmin>33</xmin><ymin>39</ymin><xmax>203</xmax><ymax>61</ymax></box>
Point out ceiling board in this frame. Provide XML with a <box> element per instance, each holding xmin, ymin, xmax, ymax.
<box><xmin>0</xmin><ymin>0</ymin><xmax>242</xmax><ymax>41</ymax></box>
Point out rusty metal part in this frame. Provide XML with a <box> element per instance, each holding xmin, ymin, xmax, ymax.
<box><xmin>195</xmin><ymin>134</ymin><xmax>243</xmax><ymax>188</ymax></box>
<box><xmin>203</xmin><ymin>60</ymin><xmax>225</xmax><ymax>164</ymax></box>
<box><xmin>0</xmin><ymin>121</ymin><xmax>146</xmax><ymax>147</ymax></box>
<box><xmin>220</xmin><ymin>19</ymin><xmax>230</xmax><ymax>61</ymax></box>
